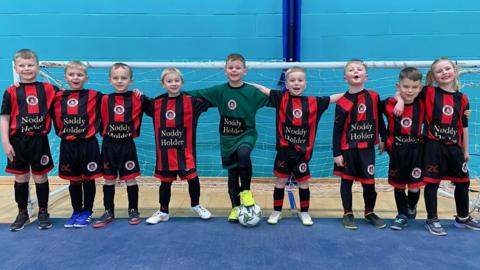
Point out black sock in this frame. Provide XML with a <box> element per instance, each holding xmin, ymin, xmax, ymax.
<box><xmin>424</xmin><ymin>183</ymin><xmax>439</xmax><ymax>219</ymax></box>
<box><xmin>127</xmin><ymin>184</ymin><xmax>139</xmax><ymax>210</ymax></box>
<box><xmin>69</xmin><ymin>181</ymin><xmax>83</xmax><ymax>212</ymax></box>
<box><xmin>454</xmin><ymin>182</ymin><xmax>470</xmax><ymax>218</ymax></box>
<box><xmin>407</xmin><ymin>189</ymin><xmax>420</xmax><ymax>210</ymax></box>
<box><xmin>14</xmin><ymin>182</ymin><xmax>29</xmax><ymax>210</ymax></box>
<box><xmin>160</xmin><ymin>182</ymin><xmax>172</xmax><ymax>214</ymax></box>
<box><xmin>273</xmin><ymin>187</ymin><xmax>285</xmax><ymax>211</ymax></box>
<box><xmin>35</xmin><ymin>181</ymin><xmax>49</xmax><ymax>209</ymax></box>
<box><xmin>362</xmin><ymin>183</ymin><xmax>377</xmax><ymax>214</ymax></box>
<box><xmin>239</xmin><ymin>166</ymin><xmax>252</xmax><ymax>191</ymax></box>
<box><xmin>394</xmin><ymin>188</ymin><xmax>407</xmax><ymax>216</ymax></box>
<box><xmin>228</xmin><ymin>168</ymin><xmax>241</xmax><ymax>207</ymax></box>
<box><xmin>83</xmin><ymin>180</ymin><xmax>96</xmax><ymax>213</ymax></box>
<box><xmin>103</xmin><ymin>185</ymin><xmax>115</xmax><ymax>212</ymax></box>
<box><xmin>340</xmin><ymin>179</ymin><xmax>353</xmax><ymax>214</ymax></box>
<box><xmin>299</xmin><ymin>188</ymin><xmax>310</xmax><ymax>212</ymax></box>
<box><xmin>188</xmin><ymin>177</ymin><xmax>200</xmax><ymax>207</ymax></box>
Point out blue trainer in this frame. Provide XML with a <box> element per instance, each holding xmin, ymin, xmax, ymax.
<box><xmin>74</xmin><ymin>210</ymin><xmax>92</xmax><ymax>228</ymax></box>
<box><xmin>64</xmin><ymin>211</ymin><xmax>81</xmax><ymax>228</ymax></box>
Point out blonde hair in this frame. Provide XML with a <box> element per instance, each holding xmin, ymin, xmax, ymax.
<box><xmin>65</xmin><ymin>61</ymin><xmax>88</xmax><ymax>76</ymax></box>
<box><xmin>225</xmin><ymin>53</ymin><xmax>246</xmax><ymax>68</ymax></box>
<box><xmin>14</xmin><ymin>49</ymin><xmax>38</xmax><ymax>64</ymax></box>
<box><xmin>160</xmin><ymin>68</ymin><xmax>184</xmax><ymax>83</ymax></box>
<box><xmin>109</xmin><ymin>62</ymin><xmax>133</xmax><ymax>79</ymax></box>
<box><xmin>344</xmin><ymin>58</ymin><xmax>368</xmax><ymax>73</ymax></box>
<box><xmin>426</xmin><ymin>57</ymin><xmax>460</xmax><ymax>91</ymax></box>
<box><xmin>285</xmin><ymin>66</ymin><xmax>306</xmax><ymax>80</ymax></box>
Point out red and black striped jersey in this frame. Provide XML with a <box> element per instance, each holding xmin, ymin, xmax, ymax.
<box><xmin>1</xmin><ymin>82</ymin><xmax>57</xmax><ymax>136</ymax></box>
<box><xmin>332</xmin><ymin>89</ymin><xmax>385</xmax><ymax>156</ymax></box>
<box><xmin>100</xmin><ymin>91</ymin><xmax>143</xmax><ymax>140</ymax></box>
<box><xmin>51</xmin><ymin>89</ymin><xmax>102</xmax><ymax>140</ymax></box>
<box><xmin>269</xmin><ymin>90</ymin><xmax>330</xmax><ymax>161</ymax></box>
<box><xmin>143</xmin><ymin>93</ymin><xmax>210</xmax><ymax>171</ymax></box>
<box><xmin>422</xmin><ymin>86</ymin><xmax>469</xmax><ymax>146</ymax></box>
<box><xmin>382</xmin><ymin>97</ymin><xmax>424</xmax><ymax>151</ymax></box>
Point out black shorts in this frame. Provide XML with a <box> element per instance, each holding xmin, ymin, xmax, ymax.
<box><xmin>101</xmin><ymin>139</ymin><xmax>140</xmax><ymax>180</ymax></box>
<box><xmin>273</xmin><ymin>148</ymin><xmax>310</xmax><ymax>182</ymax></box>
<box><xmin>59</xmin><ymin>137</ymin><xmax>102</xmax><ymax>181</ymax></box>
<box><xmin>154</xmin><ymin>168</ymin><xmax>198</xmax><ymax>182</ymax></box>
<box><xmin>423</xmin><ymin>140</ymin><xmax>469</xmax><ymax>183</ymax></box>
<box><xmin>333</xmin><ymin>148</ymin><xmax>376</xmax><ymax>184</ymax></box>
<box><xmin>5</xmin><ymin>135</ymin><xmax>53</xmax><ymax>175</ymax></box>
<box><xmin>387</xmin><ymin>146</ymin><xmax>424</xmax><ymax>189</ymax></box>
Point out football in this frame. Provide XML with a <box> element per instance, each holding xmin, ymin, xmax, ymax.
<box><xmin>238</xmin><ymin>204</ymin><xmax>262</xmax><ymax>227</ymax></box>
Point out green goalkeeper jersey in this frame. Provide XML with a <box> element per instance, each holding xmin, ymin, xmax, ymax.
<box><xmin>189</xmin><ymin>83</ymin><xmax>269</xmax><ymax>168</ymax></box>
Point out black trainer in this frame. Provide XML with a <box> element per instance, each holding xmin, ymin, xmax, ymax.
<box><xmin>407</xmin><ymin>205</ymin><xmax>417</xmax><ymax>220</ymax></box>
<box><xmin>10</xmin><ymin>210</ymin><xmax>30</xmax><ymax>232</ymax></box>
<box><xmin>390</xmin><ymin>214</ymin><xmax>408</xmax><ymax>230</ymax></box>
<box><xmin>93</xmin><ymin>210</ymin><xmax>115</xmax><ymax>228</ymax></box>
<box><xmin>365</xmin><ymin>212</ymin><xmax>386</xmax><ymax>229</ymax></box>
<box><xmin>38</xmin><ymin>209</ymin><xmax>53</xmax><ymax>230</ymax></box>
<box><xmin>128</xmin><ymin>209</ymin><xmax>141</xmax><ymax>225</ymax></box>
<box><xmin>342</xmin><ymin>213</ymin><xmax>358</xmax><ymax>230</ymax></box>
<box><xmin>453</xmin><ymin>216</ymin><xmax>480</xmax><ymax>231</ymax></box>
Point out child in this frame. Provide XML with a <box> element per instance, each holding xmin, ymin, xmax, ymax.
<box><xmin>93</xmin><ymin>63</ymin><xmax>144</xmax><ymax>228</ymax></box>
<box><xmin>1</xmin><ymin>49</ymin><xmax>58</xmax><ymax>231</ymax></box>
<box><xmin>51</xmin><ymin>61</ymin><xmax>102</xmax><ymax>228</ymax></box>
<box><xmin>143</xmin><ymin>68</ymin><xmax>212</xmax><ymax>224</ymax></box>
<box><xmin>188</xmin><ymin>53</ymin><xmax>269</xmax><ymax>222</ymax></box>
<box><xmin>382</xmin><ymin>67</ymin><xmax>424</xmax><ymax>230</ymax></box>
<box><xmin>332</xmin><ymin>59</ymin><xmax>386</xmax><ymax>230</ymax></box>
<box><xmin>397</xmin><ymin>58</ymin><xmax>480</xmax><ymax>235</ymax></box>
<box><xmin>250</xmin><ymin>67</ymin><xmax>343</xmax><ymax>226</ymax></box>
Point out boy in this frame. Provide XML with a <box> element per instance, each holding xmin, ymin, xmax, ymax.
<box><xmin>143</xmin><ymin>68</ymin><xmax>212</xmax><ymax>224</ymax></box>
<box><xmin>1</xmin><ymin>49</ymin><xmax>58</xmax><ymax>231</ymax></box>
<box><xmin>382</xmin><ymin>67</ymin><xmax>423</xmax><ymax>230</ymax></box>
<box><xmin>188</xmin><ymin>54</ymin><xmax>269</xmax><ymax>222</ymax></box>
<box><xmin>250</xmin><ymin>67</ymin><xmax>343</xmax><ymax>226</ymax></box>
<box><xmin>93</xmin><ymin>63</ymin><xmax>144</xmax><ymax>228</ymax></box>
<box><xmin>332</xmin><ymin>59</ymin><xmax>386</xmax><ymax>230</ymax></box>
<box><xmin>51</xmin><ymin>61</ymin><xmax>102</xmax><ymax>228</ymax></box>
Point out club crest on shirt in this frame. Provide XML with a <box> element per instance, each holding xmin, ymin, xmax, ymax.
<box><xmin>442</xmin><ymin>105</ymin><xmax>454</xmax><ymax>116</ymax></box>
<box><xmin>125</xmin><ymin>161</ymin><xmax>136</xmax><ymax>171</ymax></box>
<box><xmin>292</xmin><ymin>109</ymin><xmax>303</xmax><ymax>119</ymax></box>
<box><xmin>114</xmin><ymin>105</ymin><xmax>124</xmax><ymax>115</ymax></box>
<box><xmin>411</xmin><ymin>168</ymin><xmax>422</xmax><ymax>179</ymax></box>
<box><xmin>67</xmin><ymin>98</ymin><xmax>79</xmax><ymax>108</ymax></box>
<box><xmin>367</xmin><ymin>164</ymin><xmax>375</xmax><ymax>175</ymax></box>
<box><xmin>462</xmin><ymin>162</ymin><xmax>468</xmax><ymax>173</ymax></box>
<box><xmin>358</xmin><ymin>103</ymin><xmax>366</xmax><ymax>114</ymax></box>
<box><xmin>401</xmin><ymin>117</ymin><xmax>412</xmax><ymax>128</ymax></box>
<box><xmin>87</xmin><ymin>162</ymin><xmax>98</xmax><ymax>172</ymax></box>
<box><xmin>40</xmin><ymin>155</ymin><xmax>49</xmax><ymax>166</ymax></box>
<box><xmin>165</xmin><ymin>110</ymin><xmax>176</xmax><ymax>120</ymax></box>
<box><xmin>227</xmin><ymin>99</ymin><xmax>237</xmax><ymax>110</ymax></box>
<box><xmin>26</xmin><ymin>96</ymin><xmax>38</xmax><ymax>106</ymax></box>
<box><xmin>298</xmin><ymin>163</ymin><xmax>308</xmax><ymax>173</ymax></box>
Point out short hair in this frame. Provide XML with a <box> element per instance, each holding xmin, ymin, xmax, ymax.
<box><xmin>344</xmin><ymin>58</ymin><xmax>368</xmax><ymax>73</ymax></box>
<box><xmin>399</xmin><ymin>67</ymin><xmax>422</xmax><ymax>82</ymax></box>
<box><xmin>109</xmin><ymin>62</ymin><xmax>133</xmax><ymax>79</ymax></box>
<box><xmin>161</xmin><ymin>68</ymin><xmax>184</xmax><ymax>83</ymax></box>
<box><xmin>65</xmin><ymin>61</ymin><xmax>88</xmax><ymax>76</ymax></box>
<box><xmin>14</xmin><ymin>49</ymin><xmax>39</xmax><ymax>64</ymax></box>
<box><xmin>225</xmin><ymin>53</ymin><xmax>246</xmax><ymax>67</ymax></box>
<box><xmin>285</xmin><ymin>66</ymin><xmax>306</xmax><ymax>80</ymax></box>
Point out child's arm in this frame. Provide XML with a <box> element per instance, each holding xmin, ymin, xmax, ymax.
<box><xmin>393</xmin><ymin>91</ymin><xmax>404</xmax><ymax>116</ymax></box>
<box><xmin>377</xmin><ymin>98</ymin><xmax>386</xmax><ymax>155</ymax></box>
<box><xmin>332</xmin><ymin>106</ymin><xmax>347</xmax><ymax>167</ymax></box>
<box><xmin>463</xmin><ymin>127</ymin><xmax>469</xmax><ymax>162</ymax></box>
<box><xmin>329</xmin><ymin>93</ymin><xmax>344</xmax><ymax>103</ymax></box>
<box><xmin>0</xmin><ymin>115</ymin><xmax>14</xmax><ymax>161</ymax></box>
<box><xmin>247</xmin><ymin>82</ymin><xmax>271</xmax><ymax>96</ymax></box>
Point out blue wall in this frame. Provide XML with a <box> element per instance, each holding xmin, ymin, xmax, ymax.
<box><xmin>1</xmin><ymin>1</ymin><xmax>480</xmax><ymax>177</ymax></box>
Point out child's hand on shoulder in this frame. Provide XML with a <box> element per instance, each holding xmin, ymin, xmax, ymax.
<box><xmin>133</xmin><ymin>88</ymin><xmax>143</xmax><ymax>97</ymax></box>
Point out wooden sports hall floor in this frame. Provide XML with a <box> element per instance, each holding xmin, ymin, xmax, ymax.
<box><xmin>0</xmin><ymin>176</ymin><xmax>477</xmax><ymax>223</ymax></box>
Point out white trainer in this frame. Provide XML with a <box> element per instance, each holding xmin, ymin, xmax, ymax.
<box><xmin>267</xmin><ymin>211</ymin><xmax>282</xmax><ymax>225</ymax></box>
<box><xmin>298</xmin><ymin>212</ymin><xmax>314</xmax><ymax>226</ymax></box>
<box><xmin>146</xmin><ymin>210</ymin><xmax>169</xmax><ymax>224</ymax></box>
<box><xmin>192</xmin><ymin>205</ymin><xmax>212</xmax><ymax>220</ymax></box>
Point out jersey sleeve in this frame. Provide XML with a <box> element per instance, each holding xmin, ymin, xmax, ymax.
<box><xmin>268</xmin><ymin>90</ymin><xmax>284</xmax><ymax>108</ymax></box>
<box><xmin>142</xmin><ymin>96</ymin><xmax>155</xmax><ymax>117</ymax></box>
<box><xmin>1</xmin><ymin>90</ymin><xmax>12</xmax><ymax>115</ymax></box>
<box><xmin>332</xmin><ymin>104</ymin><xmax>347</xmax><ymax>157</ymax></box>
<box><xmin>377</xmin><ymin>97</ymin><xmax>387</xmax><ymax>142</ymax></box>
<box><xmin>462</xmin><ymin>95</ymin><xmax>470</xmax><ymax>128</ymax></box>
<box><xmin>187</xmin><ymin>85</ymin><xmax>222</xmax><ymax>107</ymax></box>
<box><xmin>316</xmin><ymin>96</ymin><xmax>330</xmax><ymax>116</ymax></box>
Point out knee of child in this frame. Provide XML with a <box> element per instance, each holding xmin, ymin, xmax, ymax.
<box><xmin>125</xmin><ymin>179</ymin><xmax>137</xmax><ymax>186</ymax></box>
<box><xmin>408</xmin><ymin>188</ymin><xmax>420</xmax><ymax>193</ymax></box>
<box><xmin>15</xmin><ymin>173</ymin><xmax>30</xmax><ymax>183</ymax></box>
<box><xmin>104</xmin><ymin>179</ymin><xmax>116</xmax><ymax>186</ymax></box>
<box><xmin>32</xmin><ymin>174</ymin><xmax>48</xmax><ymax>183</ymax></box>
<box><xmin>275</xmin><ymin>177</ymin><xmax>288</xmax><ymax>188</ymax></box>
<box><xmin>298</xmin><ymin>181</ymin><xmax>309</xmax><ymax>189</ymax></box>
